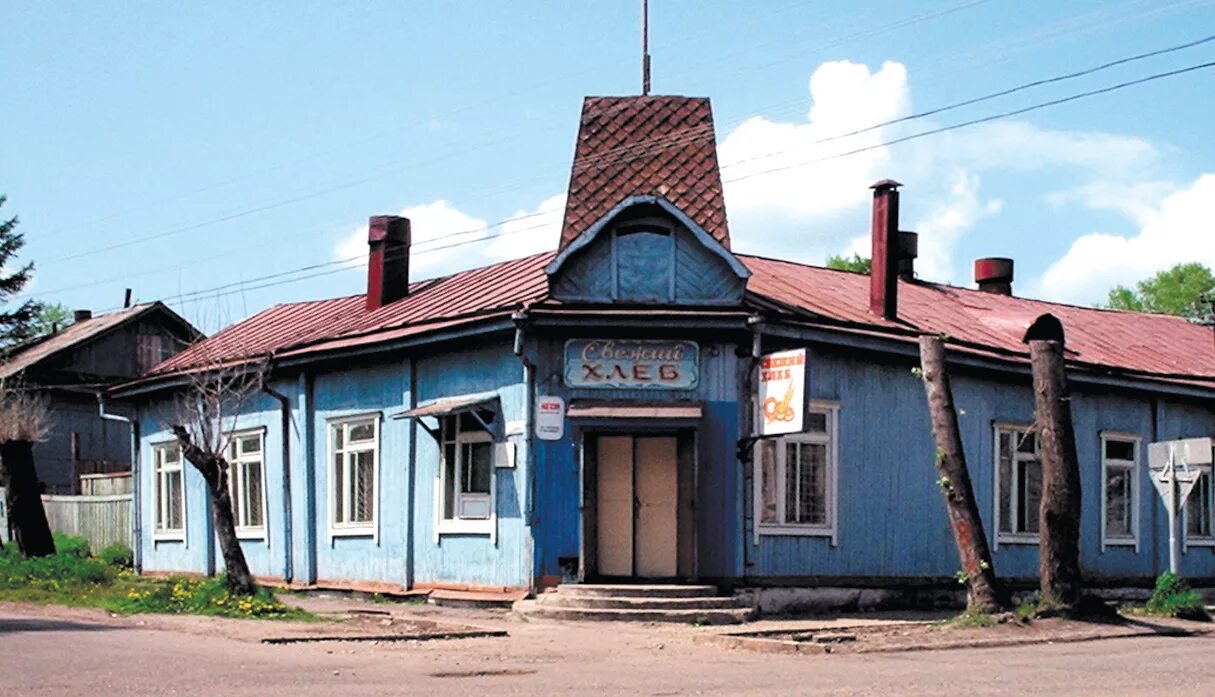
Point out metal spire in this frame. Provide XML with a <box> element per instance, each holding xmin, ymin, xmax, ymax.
<box><xmin>642</xmin><ymin>0</ymin><xmax>651</xmax><ymax>95</ymax></box>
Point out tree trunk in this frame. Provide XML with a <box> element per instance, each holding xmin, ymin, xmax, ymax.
<box><xmin>170</xmin><ymin>426</ymin><xmax>257</xmax><ymax>596</ymax></box>
<box><xmin>919</xmin><ymin>336</ymin><xmax>1006</xmax><ymax>612</ymax></box>
<box><xmin>0</xmin><ymin>440</ymin><xmax>56</xmax><ymax>557</ymax></box>
<box><xmin>202</xmin><ymin>464</ymin><xmax>258</xmax><ymax>596</ymax></box>
<box><xmin>1030</xmin><ymin>338</ymin><xmax>1083</xmax><ymax>611</ymax></box>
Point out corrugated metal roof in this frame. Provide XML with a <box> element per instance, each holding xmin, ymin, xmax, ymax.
<box><xmin>559</xmin><ymin>96</ymin><xmax>730</xmax><ymax>250</ymax></box>
<box><xmin>135</xmin><ymin>249</ymin><xmax>1215</xmax><ymax>390</ymax></box>
<box><xmin>1</xmin><ymin>303</ymin><xmax>161</xmax><ymax>379</ymax></box>
<box><xmin>740</xmin><ymin>255</ymin><xmax>1215</xmax><ymax>383</ymax></box>
<box><xmin>146</xmin><ymin>251</ymin><xmax>555</xmax><ymax>378</ymax></box>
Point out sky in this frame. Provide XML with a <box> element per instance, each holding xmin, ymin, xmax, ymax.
<box><xmin>3</xmin><ymin>1</ymin><xmax>1215</xmax><ymax>333</ymax></box>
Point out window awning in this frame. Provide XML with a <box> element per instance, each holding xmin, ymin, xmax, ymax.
<box><xmin>566</xmin><ymin>400</ymin><xmax>702</xmax><ymax>420</ymax></box>
<box><xmin>392</xmin><ymin>392</ymin><xmax>500</xmax><ymax>420</ymax></box>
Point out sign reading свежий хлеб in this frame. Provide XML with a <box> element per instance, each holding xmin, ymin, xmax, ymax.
<box><xmin>564</xmin><ymin>340</ymin><xmax>699</xmax><ymax>390</ymax></box>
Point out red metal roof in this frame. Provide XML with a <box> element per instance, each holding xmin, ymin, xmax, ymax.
<box><xmin>740</xmin><ymin>255</ymin><xmax>1215</xmax><ymax>383</ymax></box>
<box><xmin>145</xmin><ymin>252</ymin><xmax>555</xmax><ymax>378</ymax></box>
<box><xmin>138</xmin><ymin>250</ymin><xmax>1215</xmax><ymax>390</ymax></box>
<box><xmin>559</xmin><ymin>96</ymin><xmax>730</xmax><ymax>250</ymax></box>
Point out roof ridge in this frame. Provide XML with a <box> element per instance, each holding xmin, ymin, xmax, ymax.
<box><xmin>736</xmin><ymin>253</ymin><xmax>1204</xmax><ymax>325</ymax></box>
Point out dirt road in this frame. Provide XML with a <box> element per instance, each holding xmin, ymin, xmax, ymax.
<box><xmin>2</xmin><ymin>603</ymin><xmax>1212</xmax><ymax>696</ymax></box>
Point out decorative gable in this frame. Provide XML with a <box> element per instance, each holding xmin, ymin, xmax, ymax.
<box><xmin>546</xmin><ymin>196</ymin><xmax>748</xmax><ymax>305</ymax></box>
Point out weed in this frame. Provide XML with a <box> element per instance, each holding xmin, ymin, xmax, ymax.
<box><xmin>99</xmin><ymin>543</ymin><xmax>134</xmax><ymax>570</ymax></box>
<box><xmin>1014</xmin><ymin>602</ymin><xmax>1037</xmax><ymax>623</ymax></box>
<box><xmin>944</xmin><ymin>607</ymin><xmax>995</xmax><ymax>629</ymax></box>
<box><xmin>1145</xmin><ymin>572</ymin><xmax>1211</xmax><ymax>621</ymax></box>
<box><xmin>0</xmin><ymin>539</ymin><xmax>309</xmax><ymax>621</ymax></box>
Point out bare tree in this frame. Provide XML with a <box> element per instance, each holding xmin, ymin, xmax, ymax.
<box><xmin>0</xmin><ymin>382</ymin><xmax>54</xmax><ymax>556</ymax></box>
<box><xmin>919</xmin><ymin>336</ymin><xmax>1006</xmax><ymax>612</ymax></box>
<box><xmin>1025</xmin><ymin>314</ymin><xmax>1083</xmax><ymax>613</ymax></box>
<box><xmin>170</xmin><ymin>358</ymin><xmax>269</xmax><ymax>596</ymax></box>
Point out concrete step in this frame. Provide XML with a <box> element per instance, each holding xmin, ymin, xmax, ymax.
<box><xmin>538</xmin><ymin>594</ymin><xmax>742</xmax><ymax>610</ymax></box>
<box><xmin>518</xmin><ymin>603</ymin><xmax>753</xmax><ymax>625</ymax></box>
<box><xmin>428</xmin><ymin>588</ymin><xmax>528</xmax><ymax>609</ymax></box>
<box><xmin>554</xmin><ymin>584</ymin><xmax>721</xmax><ymax>599</ymax></box>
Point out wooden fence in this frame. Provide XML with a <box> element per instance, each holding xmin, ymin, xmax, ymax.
<box><xmin>10</xmin><ymin>493</ymin><xmax>133</xmax><ymax>552</ymax></box>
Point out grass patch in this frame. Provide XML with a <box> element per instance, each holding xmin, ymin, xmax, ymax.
<box><xmin>942</xmin><ymin>606</ymin><xmax>995</xmax><ymax>629</ymax></box>
<box><xmin>0</xmin><ymin>534</ymin><xmax>311</xmax><ymax>621</ymax></box>
<box><xmin>1143</xmin><ymin>572</ymin><xmax>1211</xmax><ymax>622</ymax></box>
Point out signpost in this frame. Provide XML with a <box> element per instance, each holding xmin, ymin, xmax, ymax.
<box><xmin>757</xmin><ymin>349</ymin><xmax>808</xmax><ymax>437</ymax></box>
<box><xmin>1148</xmin><ymin>437</ymin><xmax>1213</xmax><ymax>574</ymax></box>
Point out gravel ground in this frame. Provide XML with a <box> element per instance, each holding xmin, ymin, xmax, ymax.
<box><xmin>4</xmin><ymin>600</ymin><xmax>1215</xmax><ymax>696</ymax></box>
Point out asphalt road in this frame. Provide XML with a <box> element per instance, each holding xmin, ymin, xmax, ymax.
<box><xmin>2</xmin><ymin>606</ymin><xmax>1213</xmax><ymax>696</ymax></box>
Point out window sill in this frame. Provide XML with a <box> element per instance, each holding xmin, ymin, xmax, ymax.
<box><xmin>330</xmin><ymin>525</ymin><xmax>375</xmax><ymax>538</ymax></box>
<box><xmin>437</xmin><ymin>519</ymin><xmax>494</xmax><ymax>537</ymax></box>
<box><xmin>1103</xmin><ymin>538</ymin><xmax>1137</xmax><ymax>548</ymax></box>
<box><xmin>757</xmin><ymin>525</ymin><xmax>833</xmax><ymax>538</ymax></box>
<box><xmin>1185</xmin><ymin>539</ymin><xmax>1215</xmax><ymax>548</ymax></box>
<box><xmin>996</xmin><ymin>535</ymin><xmax>1040</xmax><ymax>545</ymax></box>
<box><xmin>152</xmin><ymin>532</ymin><xmax>185</xmax><ymax>543</ymax></box>
<box><xmin>236</xmin><ymin>529</ymin><xmax>267</xmax><ymax>541</ymax></box>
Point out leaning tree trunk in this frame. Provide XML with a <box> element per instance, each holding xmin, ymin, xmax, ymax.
<box><xmin>1029</xmin><ymin>337</ymin><xmax>1083</xmax><ymax>612</ymax></box>
<box><xmin>0</xmin><ymin>440</ymin><xmax>56</xmax><ymax>557</ymax></box>
<box><xmin>919</xmin><ymin>336</ymin><xmax>1006</xmax><ymax>612</ymax></box>
<box><xmin>170</xmin><ymin>427</ymin><xmax>258</xmax><ymax>596</ymax></box>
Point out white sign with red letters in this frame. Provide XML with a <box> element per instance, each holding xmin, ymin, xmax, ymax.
<box><xmin>536</xmin><ymin>396</ymin><xmax>566</xmax><ymax>441</ymax></box>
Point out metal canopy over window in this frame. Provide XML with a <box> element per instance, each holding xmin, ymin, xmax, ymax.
<box><xmin>393</xmin><ymin>392</ymin><xmax>501</xmax><ymax>441</ymax></box>
<box><xmin>566</xmin><ymin>400</ymin><xmax>702</xmax><ymax>420</ymax></box>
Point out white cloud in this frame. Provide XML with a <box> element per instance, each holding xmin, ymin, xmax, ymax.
<box><xmin>334</xmin><ymin>194</ymin><xmax>566</xmax><ymax>281</ymax></box>
<box><xmin>1030</xmin><ymin>173</ymin><xmax>1215</xmax><ymax>304</ymax></box>
<box><xmin>715</xmin><ymin>59</ymin><xmax>1173</xmax><ymax>288</ymax></box>
<box><xmin>334</xmin><ymin>200</ymin><xmax>489</xmax><ymax>278</ymax></box>
<box><xmin>484</xmin><ymin>193</ymin><xmax>565</xmax><ymax>261</ymax></box>
<box><xmin>912</xmin><ymin>171</ymin><xmax>1003</xmax><ymax>283</ymax></box>
<box><xmin>719</xmin><ymin>60</ymin><xmax>909</xmax><ymax>224</ymax></box>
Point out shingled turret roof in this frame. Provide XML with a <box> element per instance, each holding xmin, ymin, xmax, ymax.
<box><xmin>559</xmin><ymin>96</ymin><xmax>730</xmax><ymax>249</ymax></box>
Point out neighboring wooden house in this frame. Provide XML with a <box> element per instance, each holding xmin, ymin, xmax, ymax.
<box><xmin>1</xmin><ymin>303</ymin><xmax>200</xmax><ymax>494</ymax></box>
<box><xmin>113</xmin><ymin>95</ymin><xmax>1215</xmax><ymax>604</ymax></box>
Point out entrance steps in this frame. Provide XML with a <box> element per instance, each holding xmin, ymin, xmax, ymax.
<box><xmin>515</xmin><ymin>584</ymin><xmax>754</xmax><ymax>625</ymax></box>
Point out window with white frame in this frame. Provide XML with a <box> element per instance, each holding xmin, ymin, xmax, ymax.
<box><xmin>226</xmin><ymin>431</ymin><xmax>266</xmax><ymax>536</ymax></box>
<box><xmin>756</xmin><ymin>405</ymin><xmax>837</xmax><ymax>536</ymax></box>
<box><xmin>1185</xmin><ymin>470</ymin><xmax>1214</xmax><ymax>543</ymax></box>
<box><xmin>439</xmin><ymin>411</ymin><xmax>494</xmax><ymax>533</ymax></box>
<box><xmin>996</xmin><ymin>425</ymin><xmax>1041</xmax><ymax>541</ymax></box>
<box><xmin>1101</xmin><ymin>434</ymin><xmax>1139</xmax><ymax>547</ymax></box>
<box><xmin>330</xmin><ymin>417</ymin><xmax>379</xmax><ymax>532</ymax></box>
<box><xmin>154</xmin><ymin>443</ymin><xmax>185</xmax><ymax>538</ymax></box>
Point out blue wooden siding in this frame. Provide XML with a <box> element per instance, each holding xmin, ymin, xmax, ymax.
<box><xmin>132</xmin><ymin>326</ymin><xmax>1215</xmax><ymax>589</ymax></box>
<box><xmin>529</xmin><ymin>339</ymin><xmax>744</xmax><ymax>580</ymax></box>
<box><xmin>135</xmin><ymin>340</ymin><xmax>533</xmax><ymax>589</ymax></box>
<box><xmin>549</xmin><ymin>218</ymin><xmax>745</xmax><ymax>304</ymax></box>
<box><xmin>746</xmin><ymin>351</ymin><xmax>1215</xmax><ymax>583</ymax></box>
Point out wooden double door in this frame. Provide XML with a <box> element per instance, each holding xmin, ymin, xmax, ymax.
<box><xmin>587</xmin><ymin>433</ymin><xmax>695</xmax><ymax>579</ymax></box>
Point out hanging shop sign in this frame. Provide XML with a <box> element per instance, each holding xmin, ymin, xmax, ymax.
<box><xmin>535</xmin><ymin>395</ymin><xmax>566</xmax><ymax>441</ymax></box>
<box><xmin>757</xmin><ymin>348</ymin><xmax>808</xmax><ymax>436</ymax></box>
<box><xmin>564</xmin><ymin>340</ymin><xmax>699</xmax><ymax>390</ymax></box>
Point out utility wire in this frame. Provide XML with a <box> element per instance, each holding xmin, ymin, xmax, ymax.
<box><xmin>32</xmin><ymin>55</ymin><xmax>1215</xmax><ymax>310</ymax></box>
<box><xmin>725</xmin><ymin>59</ymin><xmax>1215</xmax><ymax>185</ymax></box>
<box><xmin>723</xmin><ymin>31</ymin><xmax>1215</xmax><ymax>170</ymax></box>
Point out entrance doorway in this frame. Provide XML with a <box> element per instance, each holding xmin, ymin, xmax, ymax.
<box><xmin>585</xmin><ymin>433</ymin><xmax>695</xmax><ymax>580</ymax></box>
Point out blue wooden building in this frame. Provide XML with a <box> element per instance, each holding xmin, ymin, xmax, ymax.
<box><xmin>113</xmin><ymin>95</ymin><xmax>1215</xmax><ymax>599</ymax></box>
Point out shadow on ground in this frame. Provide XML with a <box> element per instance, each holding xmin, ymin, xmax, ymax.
<box><xmin>0</xmin><ymin>618</ymin><xmax>115</xmax><ymax>634</ymax></box>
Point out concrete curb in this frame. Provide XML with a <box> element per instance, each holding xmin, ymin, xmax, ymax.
<box><xmin>695</xmin><ymin>622</ymin><xmax>1214</xmax><ymax>655</ymax></box>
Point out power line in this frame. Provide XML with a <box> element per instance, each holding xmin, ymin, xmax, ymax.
<box><xmin>724</xmin><ymin>58</ymin><xmax>1215</xmax><ymax>185</ymax></box>
<box><xmin>721</xmin><ymin>31</ymin><xmax>1215</xmax><ymax>171</ymax></box>
<box><xmin>34</xmin><ymin>54</ymin><xmax>1215</xmax><ymax>312</ymax></box>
